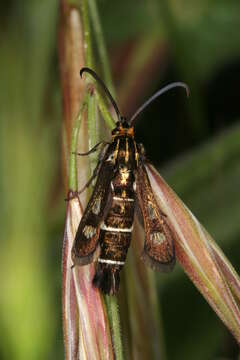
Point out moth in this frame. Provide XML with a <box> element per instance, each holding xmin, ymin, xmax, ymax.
<box><xmin>72</xmin><ymin>67</ymin><xmax>189</xmax><ymax>295</ymax></box>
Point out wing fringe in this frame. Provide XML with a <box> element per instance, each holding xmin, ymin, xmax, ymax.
<box><xmin>141</xmin><ymin>249</ymin><xmax>175</xmax><ymax>272</ymax></box>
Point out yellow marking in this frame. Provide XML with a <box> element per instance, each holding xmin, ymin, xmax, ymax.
<box><xmin>125</xmin><ymin>138</ymin><xmax>129</xmax><ymax>162</ymax></box>
<box><xmin>120</xmin><ymin>166</ymin><xmax>130</xmax><ymax>185</ymax></box>
<box><xmin>122</xmin><ymin>190</ymin><xmax>126</xmax><ymax>198</ymax></box>
<box><xmin>113</xmin><ymin>139</ymin><xmax>120</xmax><ymax>162</ymax></box>
<box><xmin>120</xmin><ymin>203</ymin><xmax>125</xmax><ymax>214</ymax></box>
<box><xmin>133</xmin><ymin>140</ymin><xmax>139</xmax><ymax>165</ymax></box>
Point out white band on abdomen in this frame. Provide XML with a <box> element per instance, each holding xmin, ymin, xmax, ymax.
<box><xmin>100</xmin><ymin>223</ymin><xmax>133</xmax><ymax>233</ymax></box>
<box><xmin>113</xmin><ymin>196</ymin><xmax>134</xmax><ymax>202</ymax></box>
<box><xmin>98</xmin><ymin>258</ymin><xmax>125</xmax><ymax>266</ymax></box>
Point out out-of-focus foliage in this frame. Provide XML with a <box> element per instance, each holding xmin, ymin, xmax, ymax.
<box><xmin>101</xmin><ymin>0</ymin><xmax>240</xmax><ymax>80</ymax></box>
<box><xmin>0</xmin><ymin>1</ymin><xmax>63</xmax><ymax>359</ymax></box>
<box><xmin>0</xmin><ymin>0</ymin><xmax>240</xmax><ymax>359</ymax></box>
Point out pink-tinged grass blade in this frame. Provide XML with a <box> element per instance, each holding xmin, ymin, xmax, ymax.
<box><xmin>146</xmin><ymin>163</ymin><xmax>240</xmax><ymax>344</ymax></box>
<box><xmin>203</xmin><ymin>229</ymin><xmax>240</xmax><ymax>306</ymax></box>
<box><xmin>62</xmin><ymin>196</ymin><xmax>79</xmax><ymax>359</ymax></box>
<box><xmin>62</xmin><ymin>194</ymin><xmax>114</xmax><ymax>359</ymax></box>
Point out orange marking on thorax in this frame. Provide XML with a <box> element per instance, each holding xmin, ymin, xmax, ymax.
<box><xmin>112</xmin><ymin>126</ymin><xmax>135</xmax><ymax>138</ymax></box>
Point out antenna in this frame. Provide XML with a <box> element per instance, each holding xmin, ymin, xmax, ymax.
<box><xmin>129</xmin><ymin>82</ymin><xmax>189</xmax><ymax>125</ymax></box>
<box><xmin>80</xmin><ymin>67</ymin><xmax>122</xmax><ymax>122</ymax></box>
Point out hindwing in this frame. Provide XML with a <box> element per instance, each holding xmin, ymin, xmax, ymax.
<box><xmin>135</xmin><ymin>163</ymin><xmax>175</xmax><ymax>272</ymax></box>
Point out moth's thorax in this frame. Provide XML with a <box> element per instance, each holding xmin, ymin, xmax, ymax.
<box><xmin>107</xmin><ymin>134</ymin><xmax>139</xmax><ymax>170</ymax></box>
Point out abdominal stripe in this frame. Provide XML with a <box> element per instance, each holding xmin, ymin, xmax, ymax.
<box><xmin>100</xmin><ymin>223</ymin><xmax>133</xmax><ymax>233</ymax></box>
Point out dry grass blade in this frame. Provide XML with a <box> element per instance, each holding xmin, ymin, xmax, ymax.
<box><xmin>62</xmin><ymin>195</ymin><xmax>114</xmax><ymax>359</ymax></box>
<box><xmin>147</xmin><ymin>163</ymin><xmax>240</xmax><ymax>344</ymax></box>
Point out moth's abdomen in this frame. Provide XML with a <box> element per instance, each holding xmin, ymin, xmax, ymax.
<box><xmin>104</xmin><ymin>196</ymin><xmax>134</xmax><ymax>230</ymax></box>
<box><xmin>93</xmin><ymin>168</ymin><xmax>135</xmax><ymax>294</ymax></box>
<box><xmin>93</xmin><ymin>231</ymin><xmax>132</xmax><ymax>295</ymax></box>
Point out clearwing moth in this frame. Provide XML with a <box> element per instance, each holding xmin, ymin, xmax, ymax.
<box><xmin>71</xmin><ymin>67</ymin><xmax>189</xmax><ymax>295</ymax></box>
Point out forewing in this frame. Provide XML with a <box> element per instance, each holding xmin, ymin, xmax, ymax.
<box><xmin>135</xmin><ymin>164</ymin><xmax>175</xmax><ymax>272</ymax></box>
<box><xmin>72</xmin><ymin>160</ymin><xmax>114</xmax><ymax>266</ymax></box>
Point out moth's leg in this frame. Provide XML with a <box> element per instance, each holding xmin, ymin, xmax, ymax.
<box><xmin>73</xmin><ymin>141</ymin><xmax>109</xmax><ymax>156</ymax></box>
<box><xmin>77</xmin><ymin>159</ymin><xmax>103</xmax><ymax>195</ymax></box>
<box><xmin>64</xmin><ymin>190</ymin><xmax>79</xmax><ymax>202</ymax></box>
<box><xmin>77</xmin><ymin>142</ymin><xmax>111</xmax><ymax>194</ymax></box>
<box><xmin>66</xmin><ymin>142</ymin><xmax>110</xmax><ymax>200</ymax></box>
<box><xmin>65</xmin><ymin>162</ymin><xmax>101</xmax><ymax>201</ymax></box>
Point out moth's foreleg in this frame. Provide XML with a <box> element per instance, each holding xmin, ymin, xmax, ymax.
<box><xmin>72</xmin><ymin>141</ymin><xmax>109</xmax><ymax>156</ymax></box>
<box><xmin>77</xmin><ymin>163</ymin><xmax>101</xmax><ymax>195</ymax></box>
<box><xmin>64</xmin><ymin>169</ymin><xmax>100</xmax><ymax>200</ymax></box>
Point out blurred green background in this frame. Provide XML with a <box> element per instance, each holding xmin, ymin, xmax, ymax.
<box><xmin>0</xmin><ymin>1</ymin><xmax>240</xmax><ymax>359</ymax></box>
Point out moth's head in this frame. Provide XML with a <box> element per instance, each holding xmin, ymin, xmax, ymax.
<box><xmin>112</xmin><ymin>117</ymin><xmax>134</xmax><ymax>137</ymax></box>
